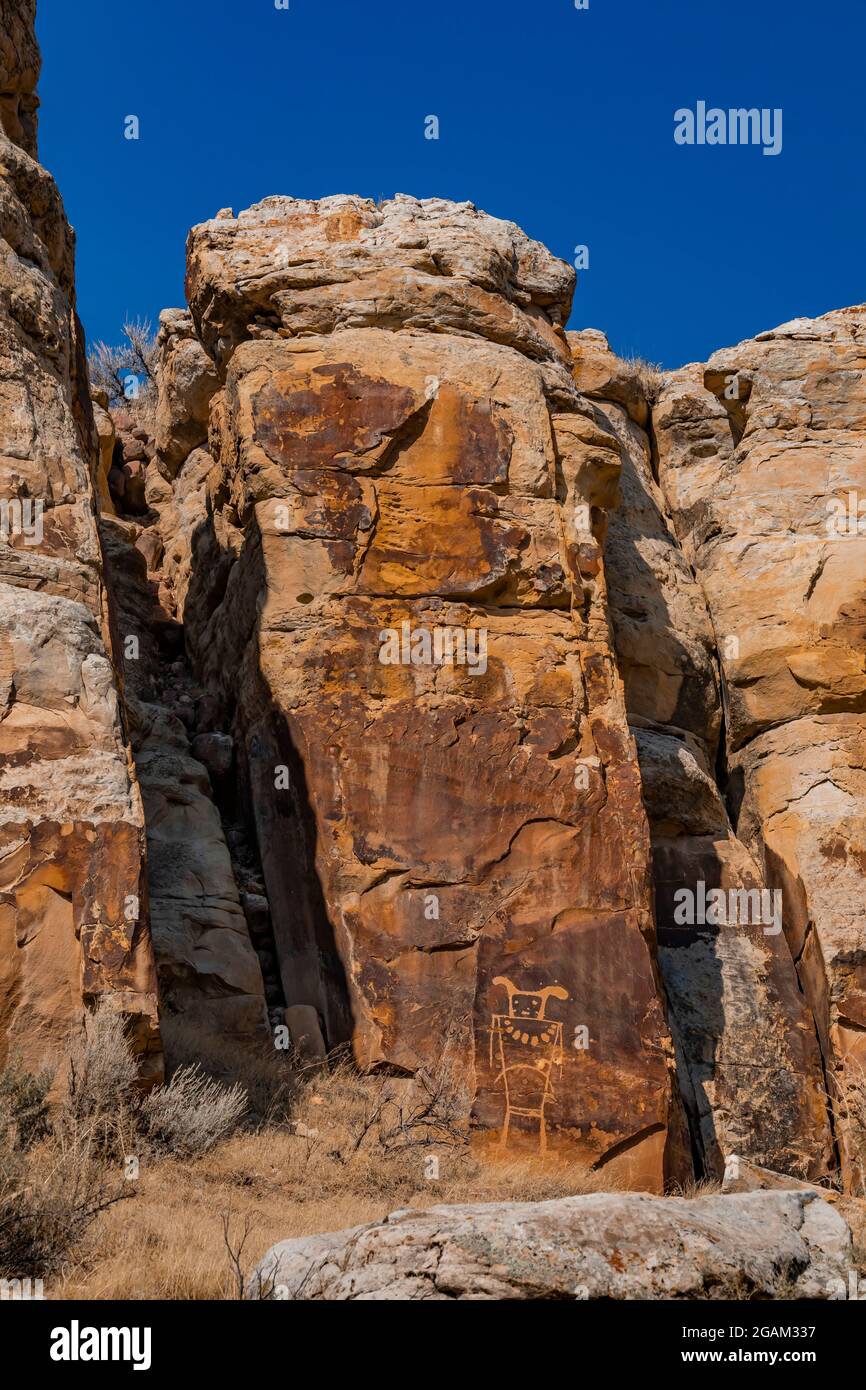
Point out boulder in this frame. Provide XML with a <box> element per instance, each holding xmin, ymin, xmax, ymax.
<box><xmin>248</xmin><ymin>1190</ymin><xmax>854</xmax><ymax>1300</ymax></box>
<box><xmin>284</xmin><ymin>1004</ymin><xmax>327</xmax><ymax>1065</ymax></box>
<box><xmin>154</xmin><ymin>308</ymin><xmax>220</xmax><ymax>475</ymax></box>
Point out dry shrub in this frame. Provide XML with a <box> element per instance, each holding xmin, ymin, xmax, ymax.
<box><xmin>62</xmin><ymin>1001</ymin><xmax>139</xmax><ymax>1158</ymax></box>
<box><xmin>0</xmin><ymin>1087</ymin><xmax>129</xmax><ymax>1278</ymax></box>
<box><xmin>139</xmin><ymin>1066</ymin><xmax>247</xmax><ymax>1159</ymax></box>
<box><xmin>88</xmin><ymin>317</ymin><xmax>157</xmax><ymax>419</ymax></box>
<box><xmin>0</xmin><ymin>1056</ymin><xmax>53</xmax><ymax>1150</ymax></box>
<box><xmin>61</xmin><ymin>1002</ymin><xmax>249</xmax><ymax>1161</ymax></box>
<box><xmin>158</xmin><ymin>1014</ymin><xmax>296</xmax><ymax>1128</ymax></box>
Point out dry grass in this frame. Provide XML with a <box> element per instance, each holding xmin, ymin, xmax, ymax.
<box><xmin>4</xmin><ymin>1016</ymin><xmax>617</xmax><ymax>1299</ymax></box>
<box><xmin>52</xmin><ymin>1059</ymin><xmax>612</xmax><ymax>1300</ymax></box>
<box><xmin>622</xmin><ymin>354</ymin><xmax>667</xmax><ymax>403</ymax></box>
<box><xmin>666</xmin><ymin>1176</ymin><xmax>724</xmax><ymax>1200</ymax></box>
<box><xmin>53</xmin><ymin>1139</ymin><xmax>609</xmax><ymax>1301</ymax></box>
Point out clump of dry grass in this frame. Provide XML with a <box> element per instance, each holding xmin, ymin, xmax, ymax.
<box><xmin>622</xmin><ymin>354</ymin><xmax>667</xmax><ymax>403</ymax></box>
<box><xmin>666</xmin><ymin>1176</ymin><xmax>724</xmax><ymax>1200</ymax></box>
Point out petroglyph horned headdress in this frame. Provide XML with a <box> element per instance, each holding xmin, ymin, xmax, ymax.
<box><xmin>492</xmin><ymin>976</ymin><xmax>568</xmax><ymax>1021</ymax></box>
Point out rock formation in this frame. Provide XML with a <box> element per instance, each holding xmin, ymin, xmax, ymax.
<box><xmin>249</xmin><ymin>1189</ymin><xmax>854</xmax><ymax>1300</ymax></box>
<box><xmin>2</xmin><ymin>0</ymin><xmax>865</xmax><ymax>1207</ymax></box>
<box><xmin>572</xmin><ymin>330</ymin><xmax>836</xmax><ymax>1183</ymax></box>
<box><xmin>96</xmin><ymin>511</ymin><xmax>271</xmax><ymax>1064</ymax></box>
<box><xmin>653</xmin><ymin>313</ymin><xmax>866</xmax><ymax>1188</ymax></box>
<box><xmin>144</xmin><ymin>195</ymin><xmax>689</xmax><ymax>1189</ymax></box>
<box><xmin>0</xmin><ymin>0</ymin><xmax>161</xmax><ymax>1083</ymax></box>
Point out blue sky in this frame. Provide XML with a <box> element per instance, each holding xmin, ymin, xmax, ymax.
<box><xmin>36</xmin><ymin>0</ymin><xmax>864</xmax><ymax>368</ymax></box>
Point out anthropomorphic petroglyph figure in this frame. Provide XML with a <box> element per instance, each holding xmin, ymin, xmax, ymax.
<box><xmin>489</xmin><ymin>975</ymin><xmax>569</xmax><ymax>1154</ymax></box>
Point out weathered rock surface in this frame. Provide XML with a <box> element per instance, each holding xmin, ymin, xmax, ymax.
<box><xmin>97</xmin><ymin>505</ymin><xmax>270</xmax><ymax>1068</ymax></box>
<box><xmin>186</xmin><ymin>195</ymin><xmax>578</xmax><ymax>385</ymax></box>
<box><xmin>0</xmin><ymin>0</ymin><xmax>161</xmax><ymax>1082</ymax></box>
<box><xmin>157</xmin><ymin>195</ymin><xmax>689</xmax><ymax>1188</ymax></box>
<box><xmin>153</xmin><ymin>308</ymin><xmax>219</xmax><ymax>476</ymax></box>
<box><xmin>248</xmin><ymin>1190</ymin><xmax>853</xmax><ymax>1300</ymax></box>
<box><xmin>654</xmin><ymin>310</ymin><xmax>866</xmax><ymax>1188</ymax></box>
<box><xmin>575</xmin><ymin>333</ymin><xmax>835</xmax><ymax>1183</ymax></box>
<box><xmin>0</xmin><ymin>0</ymin><xmax>39</xmax><ymax>157</ymax></box>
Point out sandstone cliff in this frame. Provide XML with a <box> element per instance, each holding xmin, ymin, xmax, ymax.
<box><xmin>0</xmin><ymin>0</ymin><xmax>161</xmax><ymax>1083</ymax></box>
<box><xmin>3</xmin><ymin>0</ymin><xmax>865</xmax><ymax>1204</ymax></box>
<box><xmin>137</xmin><ymin>195</ymin><xmax>691</xmax><ymax>1190</ymax></box>
<box><xmin>572</xmin><ymin>330</ymin><xmax>836</xmax><ymax>1182</ymax></box>
<box><xmin>653</xmin><ymin>314</ymin><xmax>866</xmax><ymax>1187</ymax></box>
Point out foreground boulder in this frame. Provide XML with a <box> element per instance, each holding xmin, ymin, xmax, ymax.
<box><xmin>248</xmin><ymin>1189</ymin><xmax>853</xmax><ymax>1300</ymax></box>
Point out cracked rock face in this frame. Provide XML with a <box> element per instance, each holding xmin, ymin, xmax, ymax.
<box><xmin>167</xmin><ymin>194</ymin><xmax>687</xmax><ymax>1188</ymax></box>
<box><xmin>248</xmin><ymin>1189</ymin><xmax>854</xmax><ymax>1300</ymax></box>
<box><xmin>0</xmin><ymin>0</ymin><xmax>39</xmax><ymax>158</ymax></box>
<box><xmin>581</xmin><ymin>332</ymin><xmax>835</xmax><ymax>1183</ymax></box>
<box><xmin>654</xmin><ymin>310</ymin><xmax>866</xmax><ymax>1187</ymax></box>
<box><xmin>0</xmin><ymin>0</ymin><xmax>161</xmax><ymax>1082</ymax></box>
<box><xmin>96</xmin><ymin>514</ymin><xmax>271</xmax><ymax>1064</ymax></box>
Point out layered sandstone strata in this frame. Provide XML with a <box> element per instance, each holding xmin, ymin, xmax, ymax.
<box><xmin>153</xmin><ymin>194</ymin><xmax>687</xmax><ymax>1187</ymax></box>
<box><xmin>653</xmin><ymin>310</ymin><xmax>866</xmax><ymax>1187</ymax></box>
<box><xmin>573</xmin><ymin>331</ymin><xmax>835</xmax><ymax>1182</ymax></box>
<box><xmin>0</xmin><ymin>0</ymin><xmax>161</xmax><ymax>1081</ymax></box>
